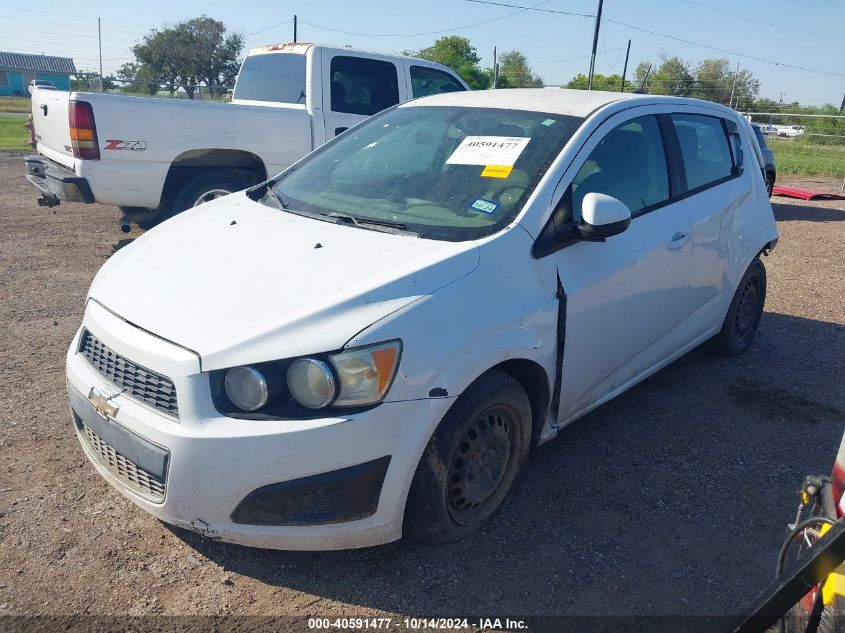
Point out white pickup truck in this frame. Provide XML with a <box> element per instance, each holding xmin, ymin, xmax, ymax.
<box><xmin>24</xmin><ymin>43</ymin><xmax>467</xmax><ymax>226</ymax></box>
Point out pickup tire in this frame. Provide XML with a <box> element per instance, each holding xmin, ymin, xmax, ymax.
<box><xmin>404</xmin><ymin>370</ymin><xmax>531</xmax><ymax>544</ymax></box>
<box><xmin>170</xmin><ymin>170</ymin><xmax>252</xmax><ymax>213</ymax></box>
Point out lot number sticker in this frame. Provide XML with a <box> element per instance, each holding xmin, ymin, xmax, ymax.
<box><xmin>446</xmin><ymin>136</ymin><xmax>531</xmax><ymax>167</ymax></box>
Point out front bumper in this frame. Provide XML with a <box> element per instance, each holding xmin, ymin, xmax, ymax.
<box><xmin>24</xmin><ymin>155</ymin><xmax>94</xmax><ymax>207</ymax></box>
<box><xmin>66</xmin><ymin>301</ymin><xmax>449</xmax><ymax>550</ymax></box>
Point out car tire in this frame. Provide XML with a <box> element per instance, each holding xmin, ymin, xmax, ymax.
<box><xmin>403</xmin><ymin>370</ymin><xmax>532</xmax><ymax>544</ymax></box>
<box><xmin>708</xmin><ymin>258</ymin><xmax>767</xmax><ymax>357</ymax></box>
<box><xmin>170</xmin><ymin>170</ymin><xmax>251</xmax><ymax>214</ymax></box>
<box><xmin>766</xmin><ymin>172</ymin><xmax>775</xmax><ymax>198</ymax></box>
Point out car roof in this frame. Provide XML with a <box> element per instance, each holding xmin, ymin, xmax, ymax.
<box><xmin>403</xmin><ymin>88</ymin><xmax>735</xmax><ymax>118</ymax></box>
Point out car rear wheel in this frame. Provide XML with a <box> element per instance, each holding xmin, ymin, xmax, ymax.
<box><xmin>170</xmin><ymin>170</ymin><xmax>251</xmax><ymax>214</ymax></box>
<box><xmin>404</xmin><ymin>370</ymin><xmax>532</xmax><ymax>544</ymax></box>
<box><xmin>708</xmin><ymin>258</ymin><xmax>767</xmax><ymax>357</ymax></box>
<box><xmin>766</xmin><ymin>172</ymin><xmax>775</xmax><ymax>198</ymax></box>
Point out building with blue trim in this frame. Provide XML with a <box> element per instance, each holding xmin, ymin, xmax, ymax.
<box><xmin>0</xmin><ymin>51</ymin><xmax>76</xmax><ymax>97</ymax></box>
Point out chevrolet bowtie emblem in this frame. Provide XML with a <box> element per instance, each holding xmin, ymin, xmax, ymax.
<box><xmin>88</xmin><ymin>387</ymin><xmax>119</xmax><ymax>419</ymax></box>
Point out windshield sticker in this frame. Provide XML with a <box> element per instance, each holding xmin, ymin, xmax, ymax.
<box><xmin>446</xmin><ymin>136</ymin><xmax>531</xmax><ymax>167</ymax></box>
<box><xmin>480</xmin><ymin>165</ymin><xmax>513</xmax><ymax>179</ymax></box>
<box><xmin>541</xmin><ymin>119</ymin><xmax>556</xmax><ymax>126</ymax></box>
<box><xmin>469</xmin><ymin>198</ymin><xmax>499</xmax><ymax>214</ymax></box>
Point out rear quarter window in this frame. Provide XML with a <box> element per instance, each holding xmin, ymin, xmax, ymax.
<box><xmin>671</xmin><ymin>114</ymin><xmax>735</xmax><ymax>190</ymax></box>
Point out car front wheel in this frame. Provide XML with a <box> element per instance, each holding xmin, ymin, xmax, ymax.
<box><xmin>404</xmin><ymin>370</ymin><xmax>532</xmax><ymax>544</ymax></box>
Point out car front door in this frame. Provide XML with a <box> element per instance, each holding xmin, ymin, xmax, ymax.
<box><xmin>321</xmin><ymin>52</ymin><xmax>404</xmax><ymax>140</ymax></box>
<box><xmin>551</xmin><ymin>112</ymin><xmax>696</xmax><ymax>422</ymax></box>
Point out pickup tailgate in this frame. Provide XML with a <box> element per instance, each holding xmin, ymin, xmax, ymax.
<box><xmin>31</xmin><ymin>89</ymin><xmax>74</xmax><ymax>169</ymax></box>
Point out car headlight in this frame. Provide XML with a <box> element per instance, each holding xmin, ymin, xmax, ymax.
<box><xmin>286</xmin><ymin>340</ymin><xmax>401</xmax><ymax>410</ymax></box>
<box><xmin>287</xmin><ymin>358</ymin><xmax>336</xmax><ymax>409</ymax></box>
<box><xmin>216</xmin><ymin>340</ymin><xmax>402</xmax><ymax>416</ymax></box>
<box><xmin>224</xmin><ymin>366</ymin><xmax>280</xmax><ymax>411</ymax></box>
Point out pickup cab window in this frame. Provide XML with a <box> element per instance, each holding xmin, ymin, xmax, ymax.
<box><xmin>330</xmin><ymin>56</ymin><xmax>400</xmax><ymax>116</ymax></box>
<box><xmin>233</xmin><ymin>53</ymin><xmax>306</xmax><ymax>104</ymax></box>
<box><xmin>410</xmin><ymin>66</ymin><xmax>466</xmax><ymax>98</ymax></box>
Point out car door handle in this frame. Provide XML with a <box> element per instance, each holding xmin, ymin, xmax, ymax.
<box><xmin>668</xmin><ymin>232</ymin><xmax>689</xmax><ymax>251</ymax></box>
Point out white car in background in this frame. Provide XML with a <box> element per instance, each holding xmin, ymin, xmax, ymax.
<box><xmin>65</xmin><ymin>89</ymin><xmax>777</xmax><ymax>550</ymax></box>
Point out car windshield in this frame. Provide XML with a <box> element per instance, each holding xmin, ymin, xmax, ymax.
<box><xmin>267</xmin><ymin>106</ymin><xmax>584</xmax><ymax>241</ymax></box>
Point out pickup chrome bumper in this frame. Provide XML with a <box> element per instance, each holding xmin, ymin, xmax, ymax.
<box><xmin>24</xmin><ymin>155</ymin><xmax>94</xmax><ymax>207</ymax></box>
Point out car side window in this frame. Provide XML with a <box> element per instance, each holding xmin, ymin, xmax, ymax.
<box><xmin>410</xmin><ymin>66</ymin><xmax>466</xmax><ymax>98</ymax></box>
<box><xmin>330</xmin><ymin>56</ymin><xmax>400</xmax><ymax>116</ymax></box>
<box><xmin>671</xmin><ymin>114</ymin><xmax>735</xmax><ymax>190</ymax></box>
<box><xmin>571</xmin><ymin>115</ymin><xmax>670</xmax><ymax>216</ymax></box>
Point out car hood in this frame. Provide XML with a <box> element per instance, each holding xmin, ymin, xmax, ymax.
<box><xmin>90</xmin><ymin>193</ymin><xmax>479</xmax><ymax>371</ymax></box>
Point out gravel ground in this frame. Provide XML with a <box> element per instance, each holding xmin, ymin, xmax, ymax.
<box><xmin>0</xmin><ymin>156</ymin><xmax>843</xmax><ymax>622</ymax></box>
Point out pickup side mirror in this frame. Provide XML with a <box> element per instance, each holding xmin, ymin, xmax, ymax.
<box><xmin>577</xmin><ymin>192</ymin><xmax>631</xmax><ymax>242</ymax></box>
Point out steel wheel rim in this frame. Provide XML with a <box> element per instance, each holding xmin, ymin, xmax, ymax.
<box><xmin>446</xmin><ymin>406</ymin><xmax>514</xmax><ymax>526</ymax></box>
<box><xmin>193</xmin><ymin>189</ymin><xmax>231</xmax><ymax>207</ymax></box>
<box><xmin>734</xmin><ymin>277</ymin><xmax>759</xmax><ymax>342</ymax></box>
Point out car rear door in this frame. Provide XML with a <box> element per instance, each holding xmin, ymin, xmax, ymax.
<box><xmin>320</xmin><ymin>51</ymin><xmax>406</xmax><ymax>140</ymax></box>
<box><xmin>666</xmin><ymin>110</ymin><xmax>750</xmax><ymax>328</ymax></box>
<box><xmin>551</xmin><ymin>110</ymin><xmax>695</xmax><ymax>421</ymax></box>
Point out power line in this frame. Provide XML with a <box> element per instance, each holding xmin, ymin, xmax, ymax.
<box><xmin>0</xmin><ymin>4</ymin><xmax>155</xmax><ymax>28</ymax></box>
<box><xmin>299</xmin><ymin>0</ymin><xmax>554</xmax><ymax>38</ymax></box>
<box><xmin>247</xmin><ymin>19</ymin><xmax>292</xmax><ymax>37</ymax></box>
<box><xmin>0</xmin><ymin>13</ymin><xmax>147</xmax><ymax>37</ymax></box>
<box><xmin>676</xmin><ymin>0</ymin><xmax>840</xmax><ymax>40</ymax></box>
<box><xmin>464</xmin><ymin>0</ymin><xmax>594</xmax><ymax>18</ymax></box>
<box><xmin>604</xmin><ymin>17</ymin><xmax>845</xmax><ymax>78</ymax></box>
<box><xmin>464</xmin><ymin>0</ymin><xmax>845</xmax><ymax>79</ymax></box>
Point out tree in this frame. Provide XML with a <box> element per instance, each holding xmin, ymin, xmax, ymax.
<box><xmin>692</xmin><ymin>59</ymin><xmax>759</xmax><ymax>109</ymax></box>
<box><xmin>408</xmin><ymin>36</ymin><xmax>490</xmax><ymax>90</ymax></box>
<box><xmin>497</xmin><ymin>50</ymin><xmax>543</xmax><ymax>88</ymax></box>
<box><xmin>128</xmin><ymin>16</ymin><xmax>244</xmax><ymax>99</ymax></box>
<box><xmin>566</xmin><ymin>72</ymin><xmax>624</xmax><ymax>91</ymax></box>
<box><xmin>633</xmin><ymin>62</ymin><xmax>652</xmax><ymax>92</ymax></box>
<box><xmin>649</xmin><ymin>56</ymin><xmax>694</xmax><ymax>97</ymax></box>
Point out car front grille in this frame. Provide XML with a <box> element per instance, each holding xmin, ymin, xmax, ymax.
<box><xmin>81</xmin><ymin>423</ymin><xmax>166</xmax><ymax>501</ymax></box>
<box><xmin>79</xmin><ymin>329</ymin><xmax>178</xmax><ymax>417</ymax></box>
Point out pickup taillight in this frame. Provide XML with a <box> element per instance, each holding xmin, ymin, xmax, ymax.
<box><xmin>69</xmin><ymin>100</ymin><xmax>100</xmax><ymax>160</ymax></box>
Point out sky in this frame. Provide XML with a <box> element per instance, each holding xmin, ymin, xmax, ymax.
<box><xmin>2</xmin><ymin>0</ymin><xmax>843</xmax><ymax>106</ymax></box>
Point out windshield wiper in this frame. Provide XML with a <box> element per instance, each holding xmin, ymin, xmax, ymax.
<box><xmin>325</xmin><ymin>212</ymin><xmax>419</xmax><ymax>236</ymax></box>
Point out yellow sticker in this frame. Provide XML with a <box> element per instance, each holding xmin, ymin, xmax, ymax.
<box><xmin>481</xmin><ymin>165</ymin><xmax>512</xmax><ymax>179</ymax></box>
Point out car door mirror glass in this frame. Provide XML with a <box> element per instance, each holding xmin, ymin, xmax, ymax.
<box><xmin>578</xmin><ymin>192</ymin><xmax>631</xmax><ymax>241</ymax></box>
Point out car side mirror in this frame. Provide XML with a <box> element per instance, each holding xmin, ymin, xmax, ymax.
<box><xmin>577</xmin><ymin>193</ymin><xmax>632</xmax><ymax>242</ymax></box>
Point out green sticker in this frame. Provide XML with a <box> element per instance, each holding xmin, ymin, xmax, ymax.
<box><xmin>541</xmin><ymin>119</ymin><xmax>556</xmax><ymax>126</ymax></box>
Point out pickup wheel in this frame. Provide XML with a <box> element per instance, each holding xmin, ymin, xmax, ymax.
<box><xmin>708</xmin><ymin>257</ymin><xmax>766</xmax><ymax>357</ymax></box>
<box><xmin>404</xmin><ymin>370</ymin><xmax>531</xmax><ymax>544</ymax></box>
<box><xmin>170</xmin><ymin>170</ymin><xmax>251</xmax><ymax>213</ymax></box>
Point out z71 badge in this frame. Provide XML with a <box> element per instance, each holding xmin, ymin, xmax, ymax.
<box><xmin>104</xmin><ymin>139</ymin><xmax>146</xmax><ymax>151</ymax></box>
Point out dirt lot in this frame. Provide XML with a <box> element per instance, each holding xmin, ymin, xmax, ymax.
<box><xmin>0</xmin><ymin>155</ymin><xmax>843</xmax><ymax>623</ymax></box>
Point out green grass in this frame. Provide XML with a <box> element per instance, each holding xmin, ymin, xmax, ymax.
<box><xmin>768</xmin><ymin>138</ymin><xmax>845</xmax><ymax>179</ymax></box>
<box><xmin>0</xmin><ymin>96</ymin><xmax>32</xmax><ymax>113</ymax></box>
<box><xmin>0</xmin><ymin>117</ymin><xmax>31</xmax><ymax>150</ymax></box>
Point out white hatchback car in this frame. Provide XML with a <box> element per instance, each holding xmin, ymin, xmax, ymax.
<box><xmin>66</xmin><ymin>89</ymin><xmax>777</xmax><ymax>550</ymax></box>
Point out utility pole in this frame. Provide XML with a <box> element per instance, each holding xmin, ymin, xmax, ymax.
<box><xmin>587</xmin><ymin>0</ymin><xmax>604</xmax><ymax>90</ymax></box>
<box><xmin>492</xmin><ymin>47</ymin><xmax>497</xmax><ymax>89</ymax></box>
<box><xmin>293</xmin><ymin>15</ymin><xmax>297</xmax><ymax>43</ymax></box>
<box><xmin>620</xmin><ymin>39</ymin><xmax>631</xmax><ymax>92</ymax></box>
<box><xmin>729</xmin><ymin>61</ymin><xmax>740</xmax><ymax>108</ymax></box>
<box><xmin>839</xmin><ymin>90</ymin><xmax>844</xmax><ymax>112</ymax></box>
<box><xmin>97</xmin><ymin>17</ymin><xmax>103</xmax><ymax>92</ymax></box>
